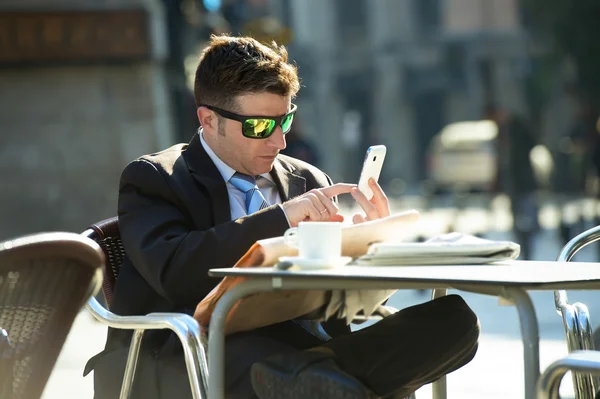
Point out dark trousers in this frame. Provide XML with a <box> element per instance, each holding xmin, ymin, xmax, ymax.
<box><xmin>93</xmin><ymin>295</ymin><xmax>479</xmax><ymax>399</ymax></box>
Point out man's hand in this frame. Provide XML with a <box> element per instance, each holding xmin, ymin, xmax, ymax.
<box><xmin>282</xmin><ymin>183</ymin><xmax>355</xmax><ymax>227</ymax></box>
<box><xmin>350</xmin><ymin>178</ymin><xmax>390</xmax><ymax>224</ymax></box>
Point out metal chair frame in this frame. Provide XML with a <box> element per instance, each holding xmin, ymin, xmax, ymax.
<box><xmin>83</xmin><ymin>217</ymin><xmax>209</xmax><ymax>399</ymax></box>
<box><xmin>553</xmin><ymin>224</ymin><xmax>600</xmax><ymax>398</ymax></box>
<box><xmin>537</xmin><ymin>350</ymin><xmax>600</xmax><ymax>399</ymax></box>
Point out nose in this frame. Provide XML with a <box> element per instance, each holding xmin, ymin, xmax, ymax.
<box><xmin>267</xmin><ymin>126</ymin><xmax>286</xmax><ymax>150</ymax></box>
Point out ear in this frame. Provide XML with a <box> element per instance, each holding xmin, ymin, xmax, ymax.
<box><xmin>197</xmin><ymin>107</ymin><xmax>218</xmax><ymax>134</ymax></box>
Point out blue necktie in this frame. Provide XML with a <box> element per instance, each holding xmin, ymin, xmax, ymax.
<box><xmin>229</xmin><ymin>172</ymin><xmax>270</xmax><ymax>214</ymax></box>
<box><xmin>230</xmin><ymin>173</ymin><xmax>330</xmax><ymax>341</ymax></box>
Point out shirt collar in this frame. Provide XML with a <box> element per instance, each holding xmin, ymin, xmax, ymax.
<box><xmin>259</xmin><ymin>172</ymin><xmax>274</xmax><ymax>184</ymax></box>
<box><xmin>198</xmin><ymin>129</ymin><xmax>275</xmax><ymax>185</ymax></box>
<box><xmin>199</xmin><ymin>129</ymin><xmax>236</xmax><ymax>183</ymax></box>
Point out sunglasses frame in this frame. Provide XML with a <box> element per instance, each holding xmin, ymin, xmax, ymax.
<box><xmin>200</xmin><ymin>103</ymin><xmax>298</xmax><ymax>139</ymax></box>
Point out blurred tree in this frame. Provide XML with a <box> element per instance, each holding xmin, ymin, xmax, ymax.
<box><xmin>522</xmin><ymin>0</ymin><xmax>600</xmax><ymax>106</ymax></box>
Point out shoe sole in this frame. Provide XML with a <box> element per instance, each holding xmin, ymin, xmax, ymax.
<box><xmin>251</xmin><ymin>359</ymin><xmax>376</xmax><ymax>399</ymax></box>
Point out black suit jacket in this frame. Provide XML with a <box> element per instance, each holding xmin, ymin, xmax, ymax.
<box><xmin>92</xmin><ymin>134</ymin><xmax>349</xmax><ymax>369</ymax></box>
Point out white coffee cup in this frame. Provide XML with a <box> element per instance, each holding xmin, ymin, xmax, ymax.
<box><xmin>283</xmin><ymin>222</ymin><xmax>342</xmax><ymax>260</ymax></box>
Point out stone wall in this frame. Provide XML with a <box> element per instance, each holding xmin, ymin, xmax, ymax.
<box><xmin>0</xmin><ymin>0</ymin><xmax>174</xmax><ymax>239</ymax></box>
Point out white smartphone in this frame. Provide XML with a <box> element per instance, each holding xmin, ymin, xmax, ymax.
<box><xmin>358</xmin><ymin>145</ymin><xmax>387</xmax><ymax>200</ymax></box>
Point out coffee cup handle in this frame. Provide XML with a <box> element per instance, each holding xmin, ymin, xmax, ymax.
<box><xmin>283</xmin><ymin>227</ymin><xmax>299</xmax><ymax>248</ymax></box>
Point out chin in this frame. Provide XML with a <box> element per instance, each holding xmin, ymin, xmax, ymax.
<box><xmin>254</xmin><ymin>159</ymin><xmax>276</xmax><ymax>175</ymax></box>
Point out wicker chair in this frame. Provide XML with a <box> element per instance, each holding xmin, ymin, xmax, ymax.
<box><xmin>82</xmin><ymin>217</ymin><xmax>209</xmax><ymax>399</ymax></box>
<box><xmin>0</xmin><ymin>232</ymin><xmax>103</xmax><ymax>399</ymax></box>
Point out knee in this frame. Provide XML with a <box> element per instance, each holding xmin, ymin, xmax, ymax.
<box><xmin>438</xmin><ymin>295</ymin><xmax>480</xmax><ymax>338</ymax></box>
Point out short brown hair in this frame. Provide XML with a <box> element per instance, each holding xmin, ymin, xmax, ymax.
<box><xmin>194</xmin><ymin>35</ymin><xmax>300</xmax><ymax>110</ymax></box>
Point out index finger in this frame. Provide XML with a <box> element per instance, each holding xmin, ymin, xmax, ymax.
<box><xmin>320</xmin><ymin>183</ymin><xmax>357</xmax><ymax>198</ymax></box>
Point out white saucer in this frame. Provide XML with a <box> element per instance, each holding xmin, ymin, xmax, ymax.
<box><xmin>278</xmin><ymin>256</ymin><xmax>352</xmax><ymax>269</ymax></box>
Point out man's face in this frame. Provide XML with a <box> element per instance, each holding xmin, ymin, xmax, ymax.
<box><xmin>204</xmin><ymin>92</ymin><xmax>290</xmax><ymax>176</ymax></box>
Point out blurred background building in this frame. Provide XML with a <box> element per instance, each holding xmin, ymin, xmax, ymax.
<box><xmin>6</xmin><ymin>3</ymin><xmax>600</xmax><ymax>397</ymax></box>
<box><xmin>0</xmin><ymin>0</ymin><xmax>598</xmax><ymax>244</ymax></box>
<box><xmin>276</xmin><ymin>0</ymin><xmax>536</xmax><ymax>187</ymax></box>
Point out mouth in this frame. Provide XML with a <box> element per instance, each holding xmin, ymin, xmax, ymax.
<box><xmin>259</xmin><ymin>154</ymin><xmax>278</xmax><ymax>160</ymax></box>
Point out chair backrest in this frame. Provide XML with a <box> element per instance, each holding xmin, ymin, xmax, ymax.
<box><xmin>0</xmin><ymin>232</ymin><xmax>103</xmax><ymax>399</ymax></box>
<box><xmin>82</xmin><ymin>216</ymin><xmax>124</xmax><ymax>307</ymax></box>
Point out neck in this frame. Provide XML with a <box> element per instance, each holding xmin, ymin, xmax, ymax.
<box><xmin>202</xmin><ymin>130</ymin><xmax>233</xmax><ymax>167</ymax></box>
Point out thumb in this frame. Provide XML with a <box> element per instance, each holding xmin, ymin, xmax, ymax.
<box><xmin>352</xmin><ymin>213</ymin><xmax>367</xmax><ymax>224</ymax></box>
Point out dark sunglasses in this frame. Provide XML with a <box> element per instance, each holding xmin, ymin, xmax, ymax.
<box><xmin>201</xmin><ymin>103</ymin><xmax>297</xmax><ymax>139</ymax></box>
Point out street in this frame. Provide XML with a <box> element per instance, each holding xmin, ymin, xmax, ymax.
<box><xmin>42</xmin><ymin>195</ymin><xmax>600</xmax><ymax>398</ymax></box>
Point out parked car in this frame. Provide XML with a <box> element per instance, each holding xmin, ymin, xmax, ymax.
<box><xmin>425</xmin><ymin>120</ymin><xmax>498</xmax><ymax>194</ymax></box>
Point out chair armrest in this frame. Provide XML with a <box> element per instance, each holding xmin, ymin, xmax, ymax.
<box><xmin>538</xmin><ymin>350</ymin><xmax>600</xmax><ymax>399</ymax></box>
<box><xmin>555</xmin><ymin>224</ymin><xmax>600</xmax><ymax>312</ymax></box>
<box><xmin>86</xmin><ymin>297</ymin><xmax>209</xmax><ymax>393</ymax></box>
<box><xmin>87</xmin><ymin>296</ymin><xmax>199</xmax><ymax>332</ymax></box>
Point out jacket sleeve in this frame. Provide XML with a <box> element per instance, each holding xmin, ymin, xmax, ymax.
<box><xmin>117</xmin><ymin>159</ymin><xmax>290</xmax><ymax>305</ymax></box>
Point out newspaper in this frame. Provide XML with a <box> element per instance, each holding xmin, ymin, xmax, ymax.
<box><xmin>355</xmin><ymin>232</ymin><xmax>521</xmax><ymax>265</ymax></box>
<box><xmin>193</xmin><ymin>210</ymin><xmax>420</xmax><ymax>335</ymax></box>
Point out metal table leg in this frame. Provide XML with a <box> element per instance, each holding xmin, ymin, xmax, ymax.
<box><xmin>505</xmin><ymin>288</ymin><xmax>540</xmax><ymax>399</ymax></box>
<box><xmin>208</xmin><ymin>279</ymin><xmax>274</xmax><ymax>399</ymax></box>
<box><xmin>207</xmin><ymin>277</ymin><xmax>528</xmax><ymax>399</ymax></box>
<box><xmin>207</xmin><ymin>278</ymin><xmax>439</xmax><ymax>398</ymax></box>
<box><xmin>432</xmin><ymin>288</ymin><xmax>448</xmax><ymax>399</ymax></box>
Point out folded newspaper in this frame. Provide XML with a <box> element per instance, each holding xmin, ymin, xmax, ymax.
<box><xmin>194</xmin><ymin>210</ymin><xmax>420</xmax><ymax>335</ymax></box>
<box><xmin>355</xmin><ymin>232</ymin><xmax>521</xmax><ymax>266</ymax></box>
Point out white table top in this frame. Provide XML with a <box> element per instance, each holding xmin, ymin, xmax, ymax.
<box><xmin>208</xmin><ymin>260</ymin><xmax>600</xmax><ymax>290</ymax></box>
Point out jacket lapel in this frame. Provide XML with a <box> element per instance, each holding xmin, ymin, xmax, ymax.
<box><xmin>271</xmin><ymin>158</ymin><xmax>306</xmax><ymax>201</ymax></box>
<box><xmin>184</xmin><ymin>135</ymin><xmax>306</xmax><ymax>223</ymax></box>
<box><xmin>183</xmin><ymin>134</ymin><xmax>231</xmax><ymax>226</ymax></box>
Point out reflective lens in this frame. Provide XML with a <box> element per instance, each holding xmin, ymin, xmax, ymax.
<box><xmin>281</xmin><ymin>113</ymin><xmax>294</xmax><ymax>133</ymax></box>
<box><xmin>244</xmin><ymin>118</ymin><xmax>276</xmax><ymax>138</ymax></box>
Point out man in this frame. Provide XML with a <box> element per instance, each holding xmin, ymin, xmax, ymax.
<box><xmin>484</xmin><ymin>103</ymin><xmax>539</xmax><ymax>260</ymax></box>
<box><xmin>87</xmin><ymin>35</ymin><xmax>479</xmax><ymax>399</ymax></box>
